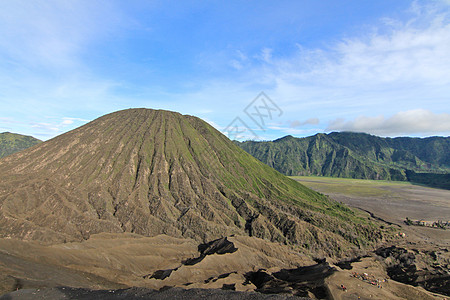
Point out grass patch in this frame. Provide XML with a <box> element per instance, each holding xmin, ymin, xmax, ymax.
<box><xmin>289</xmin><ymin>176</ymin><xmax>411</xmax><ymax>197</ymax></box>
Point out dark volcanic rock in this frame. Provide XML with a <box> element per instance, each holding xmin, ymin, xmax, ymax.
<box><xmin>146</xmin><ymin>237</ymin><xmax>238</xmax><ymax>282</ymax></box>
<box><xmin>183</xmin><ymin>237</ymin><xmax>238</xmax><ymax>266</ymax></box>
<box><xmin>204</xmin><ymin>272</ymin><xmax>238</xmax><ymax>284</ymax></box>
<box><xmin>245</xmin><ymin>262</ymin><xmax>335</xmax><ymax>298</ymax></box>
<box><xmin>419</xmin><ymin>273</ymin><xmax>450</xmax><ymax>297</ymax></box>
<box><xmin>245</xmin><ymin>270</ymin><xmax>287</xmax><ymax>294</ymax></box>
<box><xmin>376</xmin><ymin>246</ymin><xmax>450</xmax><ymax>296</ymax></box>
<box><xmin>221</xmin><ymin>284</ymin><xmax>236</xmax><ymax>290</ymax></box>
<box><xmin>273</xmin><ymin>262</ymin><xmax>336</xmax><ymax>283</ymax></box>
<box><xmin>0</xmin><ymin>287</ymin><xmax>311</xmax><ymax>300</ymax></box>
<box><xmin>145</xmin><ymin>268</ymin><xmax>178</xmax><ymax>280</ymax></box>
<box><xmin>199</xmin><ymin>236</ymin><xmax>238</xmax><ymax>255</ymax></box>
<box><xmin>376</xmin><ymin>246</ymin><xmax>418</xmax><ymax>285</ymax></box>
<box><xmin>336</xmin><ymin>257</ymin><xmax>362</xmax><ymax>270</ymax></box>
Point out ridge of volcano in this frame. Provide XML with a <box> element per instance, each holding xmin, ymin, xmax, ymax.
<box><xmin>0</xmin><ymin>108</ymin><xmax>383</xmax><ymax>256</ymax></box>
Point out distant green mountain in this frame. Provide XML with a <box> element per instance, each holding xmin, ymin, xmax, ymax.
<box><xmin>326</xmin><ymin>132</ymin><xmax>450</xmax><ymax>171</ymax></box>
<box><xmin>237</xmin><ymin>132</ymin><xmax>450</xmax><ymax>188</ymax></box>
<box><xmin>0</xmin><ymin>132</ymin><xmax>42</xmax><ymax>159</ymax></box>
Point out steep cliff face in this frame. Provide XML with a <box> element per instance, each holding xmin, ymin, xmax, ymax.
<box><xmin>0</xmin><ymin>109</ymin><xmax>381</xmax><ymax>256</ymax></box>
<box><xmin>238</xmin><ymin>132</ymin><xmax>450</xmax><ymax>181</ymax></box>
<box><xmin>238</xmin><ymin>134</ymin><xmax>405</xmax><ymax>180</ymax></box>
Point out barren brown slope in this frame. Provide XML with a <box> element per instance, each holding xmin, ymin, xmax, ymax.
<box><xmin>0</xmin><ymin>108</ymin><xmax>384</xmax><ymax>257</ymax></box>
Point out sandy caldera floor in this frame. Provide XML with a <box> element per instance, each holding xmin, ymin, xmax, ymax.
<box><xmin>0</xmin><ymin>232</ymin><xmax>448</xmax><ymax>299</ymax></box>
<box><xmin>292</xmin><ymin>176</ymin><xmax>450</xmax><ymax>247</ymax></box>
<box><xmin>1</xmin><ymin>177</ymin><xmax>449</xmax><ymax>299</ymax></box>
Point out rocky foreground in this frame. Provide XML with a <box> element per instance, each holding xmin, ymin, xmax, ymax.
<box><xmin>0</xmin><ymin>287</ymin><xmax>308</xmax><ymax>300</ymax></box>
<box><xmin>0</xmin><ymin>234</ymin><xmax>448</xmax><ymax>299</ymax></box>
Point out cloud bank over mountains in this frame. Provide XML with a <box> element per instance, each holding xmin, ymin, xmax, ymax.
<box><xmin>327</xmin><ymin>109</ymin><xmax>450</xmax><ymax>136</ymax></box>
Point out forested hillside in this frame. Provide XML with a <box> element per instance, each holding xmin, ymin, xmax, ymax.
<box><xmin>238</xmin><ymin>132</ymin><xmax>450</xmax><ymax>188</ymax></box>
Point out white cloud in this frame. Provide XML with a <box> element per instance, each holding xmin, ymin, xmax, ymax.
<box><xmin>288</xmin><ymin>118</ymin><xmax>320</xmax><ymax>128</ymax></box>
<box><xmin>25</xmin><ymin>116</ymin><xmax>90</xmax><ymax>140</ymax></box>
<box><xmin>229</xmin><ymin>50</ymin><xmax>249</xmax><ymax>70</ymax></box>
<box><xmin>61</xmin><ymin>119</ymin><xmax>74</xmax><ymax>125</ymax></box>
<box><xmin>202</xmin><ymin>118</ymin><xmax>222</xmax><ymax>131</ymax></box>
<box><xmin>258</xmin><ymin>48</ymin><xmax>273</xmax><ymax>63</ymax></box>
<box><xmin>0</xmin><ymin>1</ymin><xmax>128</xmax><ymax>139</ymax></box>
<box><xmin>268</xmin><ymin>125</ymin><xmax>323</xmax><ymax>136</ymax></box>
<box><xmin>327</xmin><ymin>109</ymin><xmax>450</xmax><ymax>136</ymax></box>
<box><xmin>230</xmin><ymin>60</ymin><xmax>243</xmax><ymax>70</ymax></box>
<box><xmin>0</xmin><ymin>1</ymin><xmax>123</xmax><ymax>69</ymax></box>
<box><xmin>433</xmin><ymin>0</ymin><xmax>450</xmax><ymax>7</ymax></box>
<box><xmin>62</xmin><ymin>117</ymin><xmax>90</xmax><ymax>123</ymax></box>
<box><xmin>270</xmin><ymin>5</ymin><xmax>450</xmax><ymax>94</ymax></box>
<box><xmin>31</xmin><ymin>122</ymin><xmax>59</xmax><ymax>132</ymax></box>
<box><xmin>0</xmin><ymin>117</ymin><xmax>19</xmax><ymax>124</ymax></box>
<box><xmin>208</xmin><ymin>2</ymin><xmax>450</xmax><ymax>138</ymax></box>
<box><xmin>144</xmin><ymin>2</ymin><xmax>450</xmax><ymax>139</ymax></box>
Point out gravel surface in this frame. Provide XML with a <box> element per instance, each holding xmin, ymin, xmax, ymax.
<box><xmin>0</xmin><ymin>287</ymin><xmax>311</xmax><ymax>300</ymax></box>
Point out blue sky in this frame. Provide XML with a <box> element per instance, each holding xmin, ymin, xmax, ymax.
<box><xmin>0</xmin><ymin>0</ymin><xmax>449</xmax><ymax>141</ymax></box>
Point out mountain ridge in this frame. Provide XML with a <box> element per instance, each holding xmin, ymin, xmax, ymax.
<box><xmin>237</xmin><ymin>132</ymin><xmax>450</xmax><ymax>186</ymax></box>
<box><xmin>0</xmin><ymin>132</ymin><xmax>42</xmax><ymax>159</ymax></box>
<box><xmin>0</xmin><ymin>109</ymin><xmax>383</xmax><ymax>257</ymax></box>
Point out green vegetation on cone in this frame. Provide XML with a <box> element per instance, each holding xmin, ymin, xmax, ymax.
<box><xmin>0</xmin><ymin>109</ymin><xmax>386</xmax><ymax>257</ymax></box>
